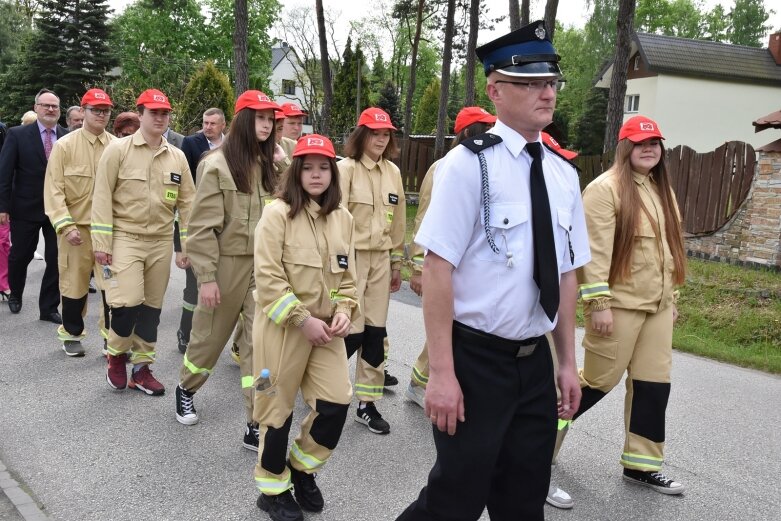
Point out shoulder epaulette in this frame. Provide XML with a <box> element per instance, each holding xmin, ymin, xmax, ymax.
<box><xmin>460</xmin><ymin>133</ymin><xmax>503</xmax><ymax>154</ymax></box>
<box><xmin>543</xmin><ymin>143</ymin><xmax>581</xmax><ymax>173</ymax></box>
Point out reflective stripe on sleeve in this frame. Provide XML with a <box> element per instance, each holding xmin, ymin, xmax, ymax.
<box><xmin>267</xmin><ymin>293</ymin><xmax>301</xmax><ymax>325</ymax></box>
<box><xmin>90</xmin><ymin>223</ymin><xmax>113</xmax><ymax>235</ymax></box>
<box><xmin>53</xmin><ymin>216</ymin><xmax>75</xmax><ymax>233</ymax></box>
<box><xmin>579</xmin><ymin>282</ymin><xmax>611</xmax><ymax>300</ymax></box>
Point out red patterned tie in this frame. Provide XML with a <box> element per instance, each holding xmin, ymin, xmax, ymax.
<box><xmin>43</xmin><ymin>128</ymin><xmax>53</xmax><ymax>160</ymax></box>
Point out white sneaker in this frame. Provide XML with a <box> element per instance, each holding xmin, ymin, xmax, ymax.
<box><xmin>546</xmin><ymin>484</ymin><xmax>574</xmax><ymax>509</ymax></box>
<box><xmin>405</xmin><ymin>382</ymin><xmax>425</xmax><ymax>408</ymax></box>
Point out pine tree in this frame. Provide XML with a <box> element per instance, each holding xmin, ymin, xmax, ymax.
<box><xmin>376</xmin><ymin>81</ymin><xmax>401</xmax><ymax>129</ymax></box>
<box><xmin>177</xmin><ymin>61</ymin><xmax>235</xmax><ymax>134</ymax></box>
<box><xmin>330</xmin><ymin>37</ymin><xmax>356</xmax><ymax>140</ymax></box>
<box><xmin>571</xmin><ymin>87</ymin><xmax>608</xmax><ymax>155</ymax></box>
<box><xmin>447</xmin><ymin>68</ymin><xmax>463</xmax><ymax>133</ymax></box>
<box><xmin>1</xmin><ymin>0</ymin><xmax>116</xmax><ymax>123</ymax></box>
<box><xmin>412</xmin><ymin>78</ymin><xmax>440</xmax><ymax>135</ymax></box>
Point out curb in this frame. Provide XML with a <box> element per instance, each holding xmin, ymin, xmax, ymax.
<box><xmin>0</xmin><ymin>459</ymin><xmax>53</xmax><ymax>521</ymax></box>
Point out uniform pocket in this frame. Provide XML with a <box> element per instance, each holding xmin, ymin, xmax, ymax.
<box><xmin>633</xmin><ymin>219</ymin><xmax>658</xmax><ymax>270</ymax></box>
<box><xmin>476</xmin><ymin>202</ymin><xmax>529</xmax><ymax>262</ymax></box>
<box><xmin>162</xmin><ymin>176</ymin><xmax>179</xmax><ymax>207</ymax></box>
<box><xmin>63</xmin><ymin>164</ymin><xmax>93</xmax><ymax>201</ymax></box>
<box><xmin>282</xmin><ymin>248</ymin><xmax>323</xmax><ymax>268</ymax></box>
<box><xmin>116</xmin><ymin>168</ymin><xmax>147</xmax><ymax>212</ymax></box>
<box><xmin>581</xmin><ymin>331</ymin><xmax>619</xmax><ymax>390</ymax></box>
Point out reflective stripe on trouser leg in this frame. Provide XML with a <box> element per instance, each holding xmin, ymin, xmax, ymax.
<box><xmin>355</xmin><ymin>325</ymin><xmax>386</xmax><ymax>400</ymax></box>
<box><xmin>106</xmin><ymin>305</ymin><xmax>141</xmax><ymax>356</ymax></box>
<box><xmin>130</xmin><ymin>238</ymin><xmax>172</xmax><ymax>364</ymax></box>
<box><xmin>291</xmin><ymin>337</ymin><xmax>352</xmax><ymax>473</ymax></box>
<box><xmin>411</xmin><ymin>340</ymin><xmax>429</xmax><ymax>387</ymax></box>
<box><xmin>255</xmin><ymin>413</ymin><xmax>294</xmax><ymax>495</ymax></box>
<box><xmin>59</xmin><ymin>295</ymin><xmax>88</xmax><ymax>340</ymax></box>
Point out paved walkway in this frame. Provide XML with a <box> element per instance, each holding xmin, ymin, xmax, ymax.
<box><xmin>1</xmin><ymin>260</ymin><xmax>779</xmax><ymax>520</ymax></box>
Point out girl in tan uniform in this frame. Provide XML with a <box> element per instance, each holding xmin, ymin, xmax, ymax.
<box><xmin>570</xmin><ymin>116</ymin><xmax>687</xmax><ymax>494</ymax></box>
<box><xmin>337</xmin><ymin>107</ymin><xmax>405</xmax><ymax>435</ymax></box>
<box><xmin>252</xmin><ymin>135</ymin><xmax>358</xmax><ymax>521</ymax></box>
<box><xmin>175</xmin><ymin>91</ymin><xmax>284</xmax><ymax>452</ymax></box>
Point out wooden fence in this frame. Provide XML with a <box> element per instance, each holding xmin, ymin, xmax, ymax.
<box><xmin>397</xmin><ymin>137</ymin><xmax>756</xmax><ymax>237</ymax></box>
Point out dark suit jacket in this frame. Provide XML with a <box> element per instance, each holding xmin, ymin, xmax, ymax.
<box><xmin>181</xmin><ymin>132</ymin><xmax>211</xmax><ymax>183</ymax></box>
<box><xmin>0</xmin><ymin>123</ymin><xmax>68</xmax><ymax>221</ymax></box>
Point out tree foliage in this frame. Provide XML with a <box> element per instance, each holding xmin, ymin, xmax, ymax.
<box><xmin>331</xmin><ymin>37</ymin><xmax>369</xmax><ymax>140</ymax></box>
<box><xmin>413</xmin><ymin>78</ymin><xmax>440</xmax><ymax>134</ymax></box>
<box><xmin>377</xmin><ymin>80</ymin><xmax>402</xmax><ymax>129</ymax></box>
<box><xmin>729</xmin><ymin>0</ymin><xmax>773</xmax><ymax>47</ymax></box>
<box><xmin>0</xmin><ymin>0</ymin><xmax>115</xmax><ymax>124</ymax></box>
<box><xmin>177</xmin><ymin>61</ymin><xmax>235</xmax><ymax>134</ymax></box>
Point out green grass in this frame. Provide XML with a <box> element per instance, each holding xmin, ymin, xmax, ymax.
<box><xmin>673</xmin><ymin>259</ymin><xmax>781</xmax><ymax>374</ymax></box>
<box><xmin>401</xmin><ymin>204</ymin><xmax>781</xmax><ymax>374</ymax></box>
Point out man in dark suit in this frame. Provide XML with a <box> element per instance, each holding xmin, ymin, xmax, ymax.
<box><xmin>0</xmin><ymin>88</ymin><xmax>68</xmax><ymax>322</ymax></box>
<box><xmin>175</xmin><ymin>107</ymin><xmax>225</xmax><ymax>353</ymax></box>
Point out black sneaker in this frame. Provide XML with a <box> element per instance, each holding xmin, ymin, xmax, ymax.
<box><xmin>243</xmin><ymin>422</ymin><xmax>260</xmax><ymax>451</ymax></box>
<box><xmin>177</xmin><ymin>329</ymin><xmax>188</xmax><ymax>354</ymax></box>
<box><xmin>355</xmin><ymin>402</ymin><xmax>390</xmax><ymax>434</ymax></box>
<box><xmin>288</xmin><ymin>461</ymin><xmax>324</xmax><ymax>512</ymax></box>
<box><xmin>257</xmin><ymin>490</ymin><xmax>304</xmax><ymax>521</ymax></box>
<box><xmin>384</xmin><ymin>369</ymin><xmax>399</xmax><ymax>387</ymax></box>
<box><xmin>623</xmin><ymin>468</ymin><xmax>685</xmax><ymax>495</ymax></box>
<box><xmin>175</xmin><ymin>385</ymin><xmax>198</xmax><ymax>425</ymax></box>
<box><xmin>62</xmin><ymin>340</ymin><xmax>85</xmax><ymax>357</ymax></box>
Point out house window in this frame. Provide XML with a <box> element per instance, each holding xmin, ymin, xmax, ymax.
<box><xmin>625</xmin><ymin>94</ymin><xmax>640</xmax><ymax>113</ymax></box>
<box><xmin>633</xmin><ymin>56</ymin><xmax>641</xmax><ymax>71</ymax></box>
<box><xmin>282</xmin><ymin>80</ymin><xmax>296</xmax><ymax>96</ymax></box>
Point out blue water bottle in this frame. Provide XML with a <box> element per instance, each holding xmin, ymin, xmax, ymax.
<box><xmin>255</xmin><ymin>368</ymin><xmax>271</xmax><ymax>391</ymax></box>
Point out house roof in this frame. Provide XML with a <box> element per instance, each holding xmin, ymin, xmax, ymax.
<box><xmin>272</xmin><ymin>45</ymin><xmax>291</xmax><ymax>70</ymax></box>
<box><xmin>753</xmin><ymin>109</ymin><xmax>781</xmax><ymax>132</ymax></box>
<box><xmin>635</xmin><ymin>32</ymin><xmax>781</xmax><ymax>85</ymax></box>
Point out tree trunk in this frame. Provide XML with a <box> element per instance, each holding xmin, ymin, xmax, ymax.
<box><xmin>544</xmin><ymin>0</ymin><xmax>560</xmax><ymax>40</ymax></box>
<box><xmin>509</xmin><ymin>0</ymin><xmax>520</xmax><ymax>31</ymax></box>
<box><xmin>464</xmin><ymin>0</ymin><xmax>480</xmax><ymax>106</ymax></box>
<box><xmin>233</xmin><ymin>0</ymin><xmax>249</xmax><ymax>95</ymax></box>
<box><xmin>434</xmin><ymin>0</ymin><xmax>456</xmax><ymax>159</ymax></box>
<box><xmin>521</xmin><ymin>0</ymin><xmax>529</xmax><ymax>26</ymax></box>
<box><xmin>403</xmin><ymin>0</ymin><xmax>425</xmax><ymax>139</ymax></box>
<box><xmin>603</xmin><ymin>0</ymin><xmax>636</xmax><ymax>152</ymax></box>
<box><xmin>316</xmin><ymin>0</ymin><xmax>332</xmax><ymax>135</ymax></box>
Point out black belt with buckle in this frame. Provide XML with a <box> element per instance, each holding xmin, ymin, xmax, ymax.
<box><xmin>453</xmin><ymin>321</ymin><xmax>541</xmax><ymax>358</ymax></box>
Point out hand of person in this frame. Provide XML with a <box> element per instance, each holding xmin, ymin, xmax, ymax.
<box><xmin>175</xmin><ymin>252</ymin><xmax>191</xmax><ymax>270</ymax></box>
<box><xmin>329</xmin><ymin>312</ymin><xmax>351</xmax><ymax>338</ymax></box>
<box><xmin>390</xmin><ymin>269</ymin><xmax>401</xmax><ymax>293</ymax></box>
<box><xmin>0</xmin><ymin>213</ymin><xmax>9</xmax><ymax>225</ymax></box>
<box><xmin>409</xmin><ymin>273</ymin><xmax>423</xmax><ymax>296</ymax></box>
<box><xmin>199</xmin><ymin>281</ymin><xmax>221</xmax><ymax>308</ymax></box>
<box><xmin>672</xmin><ymin>304</ymin><xmax>679</xmax><ymax>322</ymax></box>
<box><xmin>94</xmin><ymin>251</ymin><xmax>112</xmax><ymax>265</ymax></box>
<box><xmin>273</xmin><ymin>143</ymin><xmax>287</xmax><ymax>163</ymax></box>
<box><xmin>591</xmin><ymin>309</ymin><xmax>613</xmax><ymax>336</ymax></box>
<box><xmin>556</xmin><ymin>366</ymin><xmax>581</xmax><ymax>420</ymax></box>
<box><xmin>301</xmin><ymin>317</ymin><xmax>333</xmax><ymax>346</ymax></box>
<box><xmin>425</xmin><ymin>369</ymin><xmax>465</xmax><ymax>436</ymax></box>
<box><xmin>65</xmin><ymin>228</ymin><xmax>82</xmax><ymax>246</ymax></box>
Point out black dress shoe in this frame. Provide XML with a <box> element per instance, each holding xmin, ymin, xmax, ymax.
<box><xmin>40</xmin><ymin>311</ymin><xmax>62</xmax><ymax>324</ymax></box>
<box><xmin>8</xmin><ymin>295</ymin><xmax>22</xmax><ymax>314</ymax></box>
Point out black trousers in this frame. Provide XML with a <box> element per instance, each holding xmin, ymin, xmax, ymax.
<box><xmin>396</xmin><ymin>323</ymin><xmax>557</xmax><ymax>521</ymax></box>
<box><xmin>8</xmin><ymin>218</ymin><xmax>59</xmax><ymax>314</ymax></box>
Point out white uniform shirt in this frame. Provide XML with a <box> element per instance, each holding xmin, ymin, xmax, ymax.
<box><xmin>416</xmin><ymin>119</ymin><xmax>591</xmax><ymax>340</ymax></box>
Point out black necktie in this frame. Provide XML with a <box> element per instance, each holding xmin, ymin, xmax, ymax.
<box><xmin>526</xmin><ymin>142</ymin><xmax>559</xmax><ymax>321</ymax></box>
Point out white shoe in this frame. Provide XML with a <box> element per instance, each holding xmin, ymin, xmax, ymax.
<box><xmin>405</xmin><ymin>382</ymin><xmax>425</xmax><ymax>408</ymax></box>
<box><xmin>34</xmin><ymin>251</ymin><xmax>44</xmax><ymax>260</ymax></box>
<box><xmin>546</xmin><ymin>484</ymin><xmax>574</xmax><ymax>509</ymax></box>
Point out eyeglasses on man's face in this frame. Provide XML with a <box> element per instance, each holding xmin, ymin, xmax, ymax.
<box><xmin>86</xmin><ymin>107</ymin><xmax>111</xmax><ymax>116</ymax></box>
<box><xmin>494</xmin><ymin>79</ymin><xmax>566</xmax><ymax>92</ymax></box>
<box><xmin>36</xmin><ymin>103</ymin><xmax>60</xmax><ymax>111</ymax></box>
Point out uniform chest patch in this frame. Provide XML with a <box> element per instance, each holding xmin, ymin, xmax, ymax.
<box><xmin>336</xmin><ymin>255</ymin><xmax>348</xmax><ymax>269</ymax></box>
<box><xmin>388</xmin><ymin>193</ymin><xmax>399</xmax><ymax>205</ymax></box>
<box><xmin>170</xmin><ymin>172</ymin><xmax>181</xmax><ymax>184</ymax></box>
<box><xmin>165</xmin><ymin>189</ymin><xmax>178</xmax><ymax>202</ymax></box>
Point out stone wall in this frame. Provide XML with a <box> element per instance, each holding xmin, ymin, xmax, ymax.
<box><xmin>685</xmin><ymin>150</ymin><xmax>781</xmax><ymax>270</ymax></box>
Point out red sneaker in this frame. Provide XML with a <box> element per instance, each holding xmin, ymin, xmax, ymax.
<box><xmin>128</xmin><ymin>365</ymin><xmax>166</xmax><ymax>396</ymax></box>
<box><xmin>106</xmin><ymin>353</ymin><xmax>128</xmax><ymax>389</ymax></box>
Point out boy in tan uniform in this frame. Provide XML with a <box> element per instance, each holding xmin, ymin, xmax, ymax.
<box><xmin>92</xmin><ymin>89</ymin><xmax>195</xmax><ymax>396</ymax></box>
<box><xmin>44</xmin><ymin>88</ymin><xmax>115</xmax><ymax>357</ymax></box>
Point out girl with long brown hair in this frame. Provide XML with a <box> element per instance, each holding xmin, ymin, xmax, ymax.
<box><xmin>252</xmin><ymin>135</ymin><xmax>357</xmax><ymax>520</ymax></box>
<box><xmin>567</xmin><ymin>115</ymin><xmax>686</xmax><ymax>495</ymax></box>
<box><xmin>174</xmin><ymin>91</ymin><xmax>284</xmax><ymax>453</ymax></box>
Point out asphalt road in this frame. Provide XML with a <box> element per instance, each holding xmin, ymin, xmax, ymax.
<box><xmin>1</xmin><ymin>257</ymin><xmax>779</xmax><ymax>521</ymax></box>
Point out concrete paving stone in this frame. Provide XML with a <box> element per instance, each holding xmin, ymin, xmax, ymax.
<box><xmin>4</xmin><ymin>487</ymin><xmax>34</xmax><ymax>506</ymax></box>
<box><xmin>0</xmin><ymin>478</ymin><xmax>19</xmax><ymax>489</ymax></box>
<box><xmin>17</xmin><ymin>502</ymin><xmax>47</xmax><ymax>518</ymax></box>
<box><xmin>0</xmin><ymin>256</ymin><xmax>779</xmax><ymax>521</ymax></box>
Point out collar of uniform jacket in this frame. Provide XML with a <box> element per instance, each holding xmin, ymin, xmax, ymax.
<box><xmin>489</xmin><ymin>119</ymin><xmax>547</xmax><ymax>160</ymax></box>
